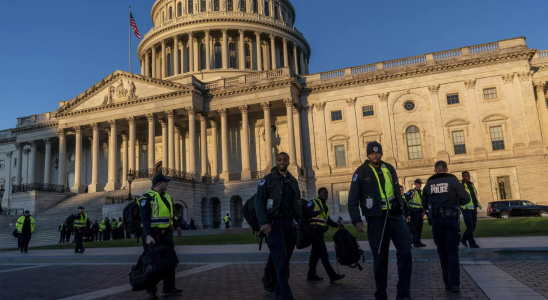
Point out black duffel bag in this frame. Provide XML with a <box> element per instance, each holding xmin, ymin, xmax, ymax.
<box><xmin>296</xmin><ymin>220</ymin><xmax>314</xmax><ymax>249</ymax></box>
<box><xmin>12</xmin><ymin>229</ymin><xmax>18</xmax><ymax>238</ymax></box>
<box><xmin>129</xmin><ymin>244</ymin><xmax>179</xmax><ymax>291</ymax></box>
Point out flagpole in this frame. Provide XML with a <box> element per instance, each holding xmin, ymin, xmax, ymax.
<box><xmin>129</xmin><ymin>6</ymin><xmax>132</xmax><ymax>74</ymax></box>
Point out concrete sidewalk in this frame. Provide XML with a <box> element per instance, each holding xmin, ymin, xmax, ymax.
<box><xmin>0</xmin><ymin>236</ymin><xmax>547</xmax><ymax>263</ymax></box>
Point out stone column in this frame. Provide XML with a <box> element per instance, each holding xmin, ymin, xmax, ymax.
<box><xmin>299</xmin><ymin>51</ymin><xmax>305</xmax><ymax>76</ymax></box>
<box><xmin>209</xmin><ymin>118</ymin><xmax>219</xmax><ymax>177</ymax></box>
<box><xmin>147</xmin><ymin>114</ymin><xmax>156</xmax><ymax>176</ymax></box>
<box><xmin>293</xmin><ymin>105</ymin><xmax>304</xmax><ymax>170</ymax></box>
<box><xmin>88</xmin><ymin>123</ymin><xmax>102</xmax><ymax>192</ymax></box>
<box><xmin>261</xmin><ymin>102</ymin><xmax>273</xmax><ymax>169</ymax></box>
<box><xmin>534</xmin><ymin>82</ymin><xmax>548</xmax><ymax>145</ymax></box>
<box><xmin>72</xmin><ymin>126</ymin><xmax>85</xmax><ymax>193</ymax></box>
<box><xmin>106</xmin><ymin>120</ymin><xmax>120</xmax><ymax>191</ymax></box>
<box><xmin>188</xmin><ymin>32</ymin><xmax>194</xmax><ymax>73</ymax></box>
<box><xmin>161</xmin><ymin>40</ymin><xmax>167</xmax><ymax>78</ymax></box>
<box><xmin>284</xmin><ymin>99</ymin><xmax>297</xmax><ymax>170</ymax></box>
<box><xmin>121</xmin><ymin>133</ymin><xmax>128</xmax><ymax>188</ymax></box>
<box><xmin>174</xmin><ymin>127</ymin><xmax>181</xmax><ymax>172</ymax></box>
<box><xmin>222</xmin><ymin>29</ymin><xmax>228</xmax><ymax>69</ymax></box>
<box><xmin>159</xmin><ymin>119</ymin><xmax>168</xmax><ymax>173</ymax></box>
<box><xmin>127</xmin><ymin>117</ymin><xmax>136</xmax><ymax>175</ymax></box>
<box><xmin>43</xmin><ymin>138</ymin><xmax>52</xmax><ymax>184</ymax></box>
<box><xmin>239</xmin><ymin>29</ymin><xmax>245</xmax><ymax>70</ymax></box>
<box><xmin>140</xmin><ymin>58</ymin><xmax>144</xmax><ymax>75</ymax></box>
<box><xmin>205</xmin><ymin>29</ymin><xmax>211</xmax><ymax>70</ymax></box>
<box><xmin>200</xmin><ymin>113</ymin><xmax>208</xmax><ymax>176</ymax></box>
<box><xmin>173</xmin><ymin>36</ymin><xmax>179</xmax><ymax>75</ymax></box>
<box><xmin>427</xmin><ymin>85</ymin><xmax>449</xmax><ymax>160</ymax></box>
<box><xmin>219</xmin><ymin>108</ymin><xmax>230</xmax><ymax>180</ymax></box>
<box><xmin>313</xmin><ymin>102</ymin><xmax>330</xmax><ymax>174</ymax></box>
<box><xmin>145</xmin><ymin>51</ymin><xmax>150</xmax><ymax>77</ymax></box>
<box><xmin>270</xmin><ymin>34</ymin><xmax>277</xmax><ymax>70</ymax></box>
<box><xmin>14</xmin><ymin>143</ymin><xmax>23</xmax><ymax>185</ymax></box>
<box><xmin>239</xmin><ymin>105</ymin><xmax>251</xmax><ymax>180</ymax></box>
<box><xmin>166</xmin><ymin>110</ymin><xmax>175</xmax><ymax>172</ymax></box>
<box><xmin>57</xmin><ymin>131</ymin><xmax>66</xmax><ymax>186</ymax></box>
<box><xmin>293</xmin><ymin>43</ymin><xmax>299</xmax><ymax>75</ymax></box>
<box><xmin>305</xmin><ymin>104</ymin><xmax>318</xmax><ymax>172</ymax></box>
<box><xmin>152</xmin><ymin>47</ymin><xmax>157</xmax><ymax>78</ymax></box>
<box><xmin>28</xmin><ymin>141</ymin><xmax>37</xmax><ymax>184</ymax></box>
<box><xmin>187</xmin><ymin>107</ymin><xmax>197</xmax><ymax>174</ymax></box>
<box><xmin>282</xmin><ymin>38</ymin><xmax>288</xmax><ymax>67</ymax></box>
<box><xmin>345</xmin><ymin>98</ymin><xmax>361</xmax><ymax>168</ymax></box>
<box><xmin>255</xmin><ymin>31</ymin><xmax>262</xmax><ymax>71</ymax></box>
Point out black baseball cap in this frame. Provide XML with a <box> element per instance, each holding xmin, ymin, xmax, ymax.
<box><xmin>414</xmin><ymin>179</ymin><xmax>422</xmax><ymax>184</ymax></box>
<box><xmin>78</xmin><ymin>206</ymin><xmax>85</xmax><ymax>210</ymax></box>
<box><xmin>24</xmin><ymin>210</ymin><xmax>30</xmax><ymax>214</ymax></box>
<box><xmin>152</xmin><ymin>174</ymin><xmax>171</xmax><ymax>186</ymax></box>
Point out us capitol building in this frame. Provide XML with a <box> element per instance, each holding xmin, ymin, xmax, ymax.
<box><xmin>1</xmin><ymin>0</ymin><xmax>548</xmax><ymax>229</ymax></box>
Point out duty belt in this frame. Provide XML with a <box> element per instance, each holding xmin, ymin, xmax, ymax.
<box><xmin>433</xmin><ymin>207</ymin><xmax>459</xmax><ymax>218</ymax></box>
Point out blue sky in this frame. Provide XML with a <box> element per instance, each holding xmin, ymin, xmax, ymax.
<box><xmin>0</xmin><ymin>0</ymin><xmax>546</xmax><ymax>130</ymax></box>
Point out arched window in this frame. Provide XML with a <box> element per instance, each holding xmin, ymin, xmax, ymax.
<box><xmin>406</xmin><ymin>126</ymin><xmax>423</xmax><ymax>160</ymax></box>
<box><xmin>214</xmin><ymin>42</ymin><xmax>222</xmax><ymax>69</ymax></box>
<box><xmin>169</xmin><ymin>7</ymin><xmax>173</xmax><ymax>19</ymax></box>
<box><xmin>214</xmin><ymin>0</ymin><xmax>220</xmax><ymax>11</ymax></box>
<box><xmin>240</xmin><ymin>0</ymin><xmax>246</xmax><ymax>12</ymax></box>
<box><xmin>201</xmin><ymin>0</ymin><xmax>206</xmax><ymax>12</ymax></box>
<box><xmin>245</xmin><ymin>44</ymin><xmax>251</xmax><ymax>69</ymax></box>
<box><xmin>201</xmin><ymin>44</ymin><xmax>207</xmax><ymax>70</ymax></box>
<box><xmin>229</xmin><ymin>42</ymin><xmax>237</xmax><ymax>68</ymax></box>
<box><xmin>253</xmin><ymin>0</ymin><xmax>258</xmax><ymax>13</ymax></box>
<box><xmin>227</xmin><ymin>0</ymin><xmax>233</xmax><ymax>11</ymax></box>
<box><xmin>177</xmin><ymin>2</ymin><xmax>182</xmax><ymax>16</ymax></box>
<box><xmin>264</xmin><ymin>1</ymin><xmax>269</xmax><ymax>16</ymax></box>
<box><xmin>188</xmin><ymin>0</ymin><xmax>193</xmax><ymax>14</ymax></box>
<box><xmin>274</xmin><ymin>5</ymin><xmax>278</xmax><ymax>19</ymax></box>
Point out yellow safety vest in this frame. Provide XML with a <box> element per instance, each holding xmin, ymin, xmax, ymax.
<box><xmin>99</xmin><ymin>221</ymin><xmax>105</xmax><ymax>232</ymax></box>
<box><xmin>409</xmin><ymin>189</ymin><xmax>422</xmax><ymax>209</ymax></box>
<box><xmin>117</xmin><ymin>221</ymin><xmax>124</xmax><ymax>229</ymax></box>
<box><xmin>16</xmin><ymin>216</ymin><xmax>35</xmax><ymax>233</ymax></box>
<box><xmin>137</xmin><ymin>190</ymin><xmax>174</xmax><ymax>228</ymax></box>
<box><xmin>224</xmin><ymin>216</ymin><xmax>229</xmax><ymax>223</ymax></box>
<box><xmin>461</xmin><ymin>182</ymin><xmax>480</xmax><ymax>210</ymax></box>
<box><xmin>310</xmin><ymin>198</ymin><xmax>330</xmax><ymax>227</ymax></box>
<box><xmin>369</xmin><ymin>164</ymin><xmax>394</xmax><ymax>210</ymax></box>
<box><xmin>73</xmin><ymin>213</ymin><xmax>88</xmax><ymax>228</ymax></box>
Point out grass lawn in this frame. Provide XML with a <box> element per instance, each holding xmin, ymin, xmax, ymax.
<box><xmin>15</xmin><ymin>217</ymin><xmax>548</xmax><ymax>251</ymax></box>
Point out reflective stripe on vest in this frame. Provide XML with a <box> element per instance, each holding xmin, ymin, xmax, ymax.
<box><xmin>138</xmin><ymin>190</ymin><xmax>174</xmax><ymax>228</ymax></box>
<box><xmin>73</xmin><ymin>214</ymin><xmax>88</xmax><ymax>227</ymax></box>
<box><xmin>369</xmin><ymin>164</ymin><xmax>394</xmax><ymax>210</ymax></box>
<box><xmin>310</xmin><ymin>198</ymin><xmax>330</xmax><ymax>226</ymax></box>
<box><xmin>461</xmin><ymin>182</ymin><xmax>478</xmax><ymax>210</ymax></box>
<box><xmin>409</xmin><ymin>190</ymin><xmax>422</xmax><ymax>208</ymax></box>
<box><xmin>224</xmin><ymin>216</ymin><xmax>229</xmax><ymax>222</ymax></box>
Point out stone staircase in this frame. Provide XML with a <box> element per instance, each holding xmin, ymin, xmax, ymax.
<box><xmin>0</xmin><ymin>190</ymin><xmax>129</xmax><ymax>248</ymax></box>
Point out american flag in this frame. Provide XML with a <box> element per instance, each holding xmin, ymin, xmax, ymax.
<box><xmin>130</xmin><ymin>12</ymin><xmax>141</xmax><ymax>39</ymax></box>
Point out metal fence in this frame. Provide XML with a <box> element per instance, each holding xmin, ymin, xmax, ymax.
<box><xmin>12</xmin><ymin>184</ymin><xmax>70</xmax><ymax>194</ymax></box>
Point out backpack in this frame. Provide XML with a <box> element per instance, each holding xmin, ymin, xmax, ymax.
<box><xmin>332</xmin><ymin>225</ymin><xmax>365</xmax><ymax>271</ymax></box>
<box><xmin>242</xmin><ymin>195</ymin><xmax>260</xmax><ymax>233</ymax></box>
<box><xmin>296</xmin><ymin>220</ymin><xmax>314</xmax><ymax>249</ymax></box>
<box><xmin>129</xmin><ymin>244</ymin><xmax>179</xmax><ymax>291</ymax></box>
<box><xmin>123</xmin><ymin>199</ymin><xmax>141</xmax><ymax>235</ymax></box>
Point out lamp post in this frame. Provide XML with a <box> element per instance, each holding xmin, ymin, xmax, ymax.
<box><xmin>0</xmin><ymin>185</ymin><xmax>4</xmax><ymax>215</ymax></box>
<box><xmin>54</xmin><ymin>158</ymin><xmax>59</xmax><ymax>170</ymax></box>
<box><xmin>127</xmin><ymin>169</ymin><xmax>135</xmax><ymax>200</ymax></box>
<box><xmin>141</xmin><ymin>139</ymin><xmax>148</xmax><ymax>154</ymax></box>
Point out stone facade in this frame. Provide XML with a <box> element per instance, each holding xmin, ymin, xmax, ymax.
<box><xmin>1</xmin><ymin>0</ymin><xmax>548</xmax><ymax>227</ymax></box>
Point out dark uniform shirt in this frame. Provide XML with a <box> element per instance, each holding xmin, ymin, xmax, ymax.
<box><xmin>423</xmin><ymin>173</ymin><xmax>470</xmax><ymax>211</ymax></box>
<box><xmin>22</xmin><ymin>216</ymin><xmax>31</xmax><ymax>234</ymax></box>
<box><xmin>279</xmin><ymin>175</ymin><xmax>295</xmax><ymax>216</ymax></box>
<box><xmin>140</xmin><ymin>191</ymin><xmax>178</xmax><ymax>238</ymax></box>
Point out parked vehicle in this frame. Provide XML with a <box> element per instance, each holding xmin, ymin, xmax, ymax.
<box><xmin>487</xmin><ymin>201</ymin><xmax>548</xmax><ymax>219</ymax></box>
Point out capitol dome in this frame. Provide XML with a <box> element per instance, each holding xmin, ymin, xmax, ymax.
<box><xmin>137</xmin><ymin>0</ymin><xmax>311</xmax><ymax>81</ymax></box>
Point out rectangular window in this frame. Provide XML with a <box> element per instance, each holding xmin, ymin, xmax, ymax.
<box><xmin>362</xmin><ymin>105</ymin><xmax>374</xmax><ymax>117</ymax></box>
<box><xmin>188</xmin><ymin>0</ymin><xmax>193</xmax><ymax>13</ymax></box>
<box><xmin>497</xmin><ymin>176</ymin><xmax>512</xmax><ymax>200</ymax></box>
<box><xmin>452</xmin><ymin>131</ymin><xmax>466</xmax><ymax>154</ymax></box>
<box><xmin>490</xmin><ymin>126</ymin><xmax>505</xmax><ymax>150</ymax></box>
<box><xmin>201</xmin><ymin>0</ymin><xmax>206</xmax><ymax>12</ymax></box>
<box><xmin>446</xmin><ymin>93</ymin><xmax>459</xmax><ymax>105</ymax></box>
<box><xmin>483</xmin><ymin>87</ymin><xmax>497</xmax><ymax>100</ymax></box>
<box><xmin>335</xmin><ymin>145</ymin><xmax>346</xmax><ymax>167</ymax></box>
<box><xmin>339</xmin><ymin>191</ymin><xmax>349</xmax><ymax>213</ymax></box>
<box><xmin>0</xmin><ymin>160</ymin><xmax>4</xmax><ymax>169</ymax></box>
<box><xmin>331</xmin><ymin>110</ymin><xmax>343</xmax><ymax>122</ymax></box>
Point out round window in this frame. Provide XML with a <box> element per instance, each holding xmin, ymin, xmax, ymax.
<box><xmin>403</xmin><ymin>100</ymin><xmax>415</xmax><ymax>111</ymax></box>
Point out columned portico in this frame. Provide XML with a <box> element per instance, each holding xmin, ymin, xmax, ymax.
<box><xmin>88</xmin><ymin>123</ymin><xmax>102</xmax><ymax>193</ymax></box>
<box><xmin>209</xmin><ymin>118</ymin><xmax>219</xmax><ymax>177</ymax></box>
<box><xmin>105</xmin><ymin>120</ymin><xmax>120</xmax><ymax>191</ymax></box>
<box><xmin>147</xmin><ymin>113</ymin><xmax>156</xmax><ymax>176</ymax></box>
<box><xmin>282</xmin><ymin>38</ymin><xmax>289</xmax><ymax>67</ymax></box>
<box><xmin>57</xmin><ymin>131</ymin><xmax>66</xmax><ymax>186</ymax></box>
<box><xmin>187</xmin><ymin>107</ymin><xmax>197</xmax><ymax>174</ymax></box>
<box><xmin>255</xmin><ymin>31</ymin><xmax>262</xmax><ymax>71</ymax></box>
<box><xmin>205</xmin><ymin>30</ymin><xmax>211</xmax><ymax>70</ymax></box>
<box><xmin>71</xmin><ymin>126</ymin><xmax>85</xmax><ymax>193</ymax></box>
<box><xmin>166</xmin><ymin>110</ymin><xmax>175</xmax><ymax>172</ymax></box>
<box><xmin>199</xmin><ymin>113</ymin><xmax>208</xmax><ymax>177</ymax></box>
<box><xmin>219</xmin><ymin>108</ymin><xmax>229</xmax><ymax>180</ymax></box>
<box><xmin>284</xmin><ymin>99</ymin><xmax>298</xmax><ymax>173</ymax></box>
<box><xmin>261</xmin><ymin>102</ymin><xmax>273</xmax><ymax>170</ymax></box>
<box><xmin>160</xmin><ymin>119</ymin><xmax>168</xmax><ymax>173</ymax></box>
<box><xmin>121</xmin><ymin>133</ymin><xmax>128</xmax><ymax>188</ymax></box>
<box><xmin>128</xmin><ymin>117</ymin><xmax>136</xmax><ymax>174</ymax></box>
<box><xmin>270</xmin><ymin>35</ymin><xmax>277</xmax><ymax>70</ymax></box>
<box><xmin>239</xmin><ymin>105</ymin><xmax>251</xmax><ymax>180</ymax></box>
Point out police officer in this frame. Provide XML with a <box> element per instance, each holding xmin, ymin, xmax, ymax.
<box><xmin>460</xmin><ymin>171</ymin><xmax>481</xmax><ymax>248</ymax></box>
<box><xmin>99</xmin><ymin>218</ymin><xmax>106</xmax><ymax>241</ymax></box>
<box><xmin>348</xmin><ymin>142</ymin><xmax>412</xmax><ymax>300</ymax></box>
<box><xmin>16</xmin><ymin>210</ymin><xmax>35</xmax><ymax>253</ymax></box>
<box><xmin>73</xmin><ymin>206</ymin><xmax>90</xmax><ymax>254</ymax></box>
<box><xmin>138</xmin><ymin>174</ymin><xmax>182</xmax><ymax>300</ymax></box>
<box><xmin>422</xmin><ymin>161</ymin><xmax>470</xmax><ymax>293</ymax></box>
<box><xmin>304</xmin><ymin>187</ymin><xmax>345</xmax><ymax>282</ymax></box>
<box><xmin>224</xmin><ymin>213</ymin><xmax>232</xmax><ymax>229</ymax></box>
<box><xmin>59</xmin><ymin>222</ymin><xmax>67</xmax><ymax>243</ymax></box>
<box><xmin>256</xmin><ymin>152</ymin><xmax>302</xmax><ymax>300</ymax></box>
<box><xmin>405</xmin><ymin>179</ymin><xmax>425</xmax><ymax>248</ymax></box>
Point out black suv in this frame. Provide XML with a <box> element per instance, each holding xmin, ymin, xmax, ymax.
<box><xmin>487</xmin><ymin>201</ymin><xmax>548</xmax><ymax>219</ymax></box>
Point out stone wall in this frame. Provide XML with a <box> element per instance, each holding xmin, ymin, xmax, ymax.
<box><xmin>11</xmin><ymin>191</ymin><xmax>71</xmax><ymax>215</ymax></box>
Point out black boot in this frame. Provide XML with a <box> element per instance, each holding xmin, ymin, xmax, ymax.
<box><xmin>147</xmin><ymin>292</ymin><xmax>158</xmax><ymax>300</ymax></box>
<box><xmin>330</xmin><ymin>274</ymin><xmax>345</xmax><ymax>283</ymax></box>
<box><xmin>307</xmin><ymin>274</ymin><xmax>324</xmax><ymax>281</ymax></box>
<box><xmin>261</xmin><ymin>275</ymin><xmax>274</xmax><ymax>293</ymax></box>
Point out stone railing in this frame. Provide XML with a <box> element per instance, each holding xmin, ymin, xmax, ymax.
<box><xmin>351</xmin><ymin>64</ymin><xmax>377</xmax><ymax>75</ymax></box>
<box><xmin>538</xmin><ymin>50</ymin><xmax>548</xmax><ymax>59</ymax></box>
<box><xmin>383</xmin><ymin>55</ymin><xmax>427</xmax><ymax>69</ymax></box>
<box><xmin>205</xmin><ymin>67</ymin><xmax>295</xmax><ymax>91</ymax></box>
<box><xmin>469</xmin><ymin>42</ymin><xmax>499</xmax><ymax>54</ymax></box>
<box><xmin>251</xmin><ymin>171</ymin><xmax>265</xmax><ymax>180</ymax></box>
<box><xmin>320</xmin><ymin>70</ymin><xmax>345</xmax><ymax>81</ymax></box>
<box><xmin>11</xmin><ymin>184</ymin><xmax>71</xmax><ymax>194</ymax></box>
<box><xmin>229</xmin><ymin>173</ymin><xmax>242</xmax><ymax>181</ymax></box>
<box><xmin>433</xmin><ymin>49</ymin><xmax>462</xmax><ymax>60</ymax></box>
<box><xmin>0</xmin><ymin>129</ymin><xmax>12</xmax><ymax>140</ymax></box>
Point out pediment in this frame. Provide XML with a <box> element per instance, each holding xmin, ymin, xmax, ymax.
<box><xmin>444</xmin><ymin>118</ymin><xmax>470</xmax><ymax>127</ymax></box>
<box><xmin>329</xmin><ymin>134</ymin><xmax>350</xmax><ymax>142</ymax></box>
<box><xmin>482</xmin><ymin>114</ymin><xmax>508</xmax><ymax>123</ymax></box>
<box><xmin>54</xmin><ymin>71</ymin><xmax>184</xmax><ymax>116</ymax></box>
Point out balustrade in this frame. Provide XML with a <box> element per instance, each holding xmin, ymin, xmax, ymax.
<box><xmin>433</xmin><ymin>49</ymin><xmax>462</xmax><ymax>60</ymax></box>
<box><xmin>11</xmin><ymin>184</ymin><xmax>70</xmax><ymax>194</ymax></box>
<box><xmin>538</xmin><ymin>50</ymin><xmax>548</xmax><ymax>59</ymax></box>
<box><xmin>383</xmin><ymin>55</ymin><xmax>427</xmax><ymax>69</ymax></box>
<box><xmin>351</xmin><ymin>64</ymin><xmax>377</xmax><ymax>75</ymax></box>
<box><xmin>469</xmin><ymin>42</ymin><xmax>499</xmax><ymax>54</ymax></box>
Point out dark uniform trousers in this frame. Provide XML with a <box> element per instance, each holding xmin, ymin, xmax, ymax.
<box><xmin>266</xmin><ymin>219</ymin><xmax>297</xmax><ymax>300</ymax></box>
<box><xmin>366</xmin><ymin>215</ymin><xmax>412</xmax><ymax>300</ymax></box>
<box><xmin>409</xmin><ymin>209</ymin><xmax>424</xmax><ymax>245</ymax></box>
<box><xmin>308</xmin><ymin>228</ymin><xmax>337</xmax><ymax>278</ymax></box>
<box><xmin>59</xmin><ymin>231</ymin><xmax>66</xmax><ymax>243</ymax></box>
<box><xmin>19</xmin><ymin>233</ymin><xmax>32</xmax><ymax>252</ymax></box>
<box><xmin>461</xmin><ymin>209</ymin><xmax>477</xmax><ymax>246</ymax></box>
<box><xmin>142</xmin><ymin>232</ymin><xmax>176</xmax><ymax>294</ymax></box>
<box><xmin>74</xmin><ymin>228</ymin><xmax>85</xmax><ymax>252</ymax></box>
<box><xmin>432</xmin><ymin>216</ymin><xmax>461</xmax><ymax>287</ymax></box>
<box><xmin>66</xmin><ymin>231</ymin><xmax>72</xmax><ymax>243</ymax></box>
